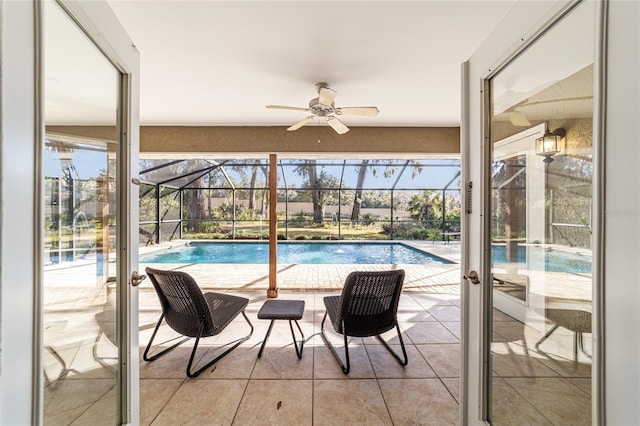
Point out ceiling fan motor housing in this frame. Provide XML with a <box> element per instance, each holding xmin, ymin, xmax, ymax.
<box><xmin>309</xmin><ymin>98</ymin><xmax>336</xmax><ymax>117</ymax></box>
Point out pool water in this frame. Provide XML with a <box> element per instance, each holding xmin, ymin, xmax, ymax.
<box><xmin>142</xmin><ymin>242</ymin><xmax>449</xmax><ymax>265</ymax></box>
<box><xmin>492</xmin><ymin>245</ymin><xmax>591</xmax><ymax>274</ymax></box>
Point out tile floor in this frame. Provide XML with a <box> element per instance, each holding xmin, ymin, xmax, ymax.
<box><xmin>137</xmin><ymin>289</ymin><xmax>462</xmax><ymax>425</ymax></box>
<box><xmin>43</xmin><ymin>242</ymin><xmax>593</xmax><ymax>425</ymax></box>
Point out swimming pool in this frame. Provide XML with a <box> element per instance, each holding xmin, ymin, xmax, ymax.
<box><xmin>492</xmin><ymin>245</ymin><xmax>591</xmax><ymax>274</ymax></box>
<box><xmin>141</xmin><ymin>242</ymin><xmax>450</xmax><ymax>265</ymax></box>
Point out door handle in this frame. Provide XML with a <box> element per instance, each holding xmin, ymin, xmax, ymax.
<box><xmin>464</xmin><ymin>270</ymin><xmax>480</xmax><ymax>284</ymax></box>
<box><xmin>131</xmin><ymin>270</ymin><xmax>147</xmax><ymax>286</ymax></box>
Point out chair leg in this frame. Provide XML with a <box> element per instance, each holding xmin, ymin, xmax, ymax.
<box><xmin>320</xmin><ymin>311</ymin><xmax>350</xmax><ymax>374</ymax></box>
<box><xmin>186</xmin><ymin>311</ymin><xmax>254</xmax><ymax>378</ymax></box>
<box><xmin>578</xmin><ymin>331</ymin><xmax>592</xmax><ymax>359</ymax></box>
<box><xmin>375</xmin><ymin>323</ymin><xmax>409</xmax><ymax>366</ymax></box>
<box><xmin>143</xmin><ymin>313</ymin><xmax>190</xmax><ymax>362</ymax></box>
<box><xmin>535</xmin><ymin>324</ymin><xmax>560</xmax><ymax>351</ymax></box>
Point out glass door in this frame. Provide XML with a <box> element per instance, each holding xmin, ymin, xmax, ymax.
<box><xmin>41</xmin><ymin>0</ymin><xmax>139</xmax><ymax>423</ymax></box>
<box><xmin>485</xmin><ymin>2</ymin><xmax>595</xmax><ymax>424</ymax></box>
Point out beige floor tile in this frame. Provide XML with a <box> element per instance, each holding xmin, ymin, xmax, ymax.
<box><xmin>410</xmin><ymin>293</ymin><xmax>459</xmax><ymax>309</ymax></box>
<box><xmin>504</xmin><ymin>377</ymin><xmax>591</xmax><ymax>425</ymax></box>
<box><xmin>568</xmin><ymin>377</ymin><xmax>592</xmax><ymax>396</ymax></box>
<box><xmin>441</xmin><ymin>377</ymin><xmax>460</xmax><ymax>403</ymax></box>
<box><xmin>313</xmin><ymin>345</ymin><xmax>375</xmax><ymax>379</ymax></box>
<box><xmin>252</xmin><ymin>318</ymin><xmax>311</xmax><ymax>348</ymax></box>
<box><xmin>492</xmin><ymin>351</ymin><xmax>559</xmax><ymax>378</ymax></box>
<box><xmin>492</xmin><ymin>308</ymin><xmax>517</xmax><ymax>322</ymax></box>
<box><xmin>404</xmin><ymin>322</ymin><xmax>459</xmax><ymax>344</ymax></box>
<box><xmin>379</xmin><ymin>378</ymin><xmax>458</xmax><ymax>425</ymax></box>
<box><xmin>396</xmin><ymin>307</ymin><xmax>436</xmax><ymax>322</ymax></box>
<box><xmin>416</xmin><ymin>344</ymin><xmax>460</xmax><ymax>378</ymax></box>
<box><xmin>196</xmin><ymin>345</ymin><xmax>259</xmax><ymax>379</ymax></box>
<box><xmin>364</xmin><ymin>324</ymin><xmax>410</xmax><ymax>346</ymax></box>
<box><xmin>313</xmin><ymin>379</ymin><xmax>392</xmax><ymax>425</ymax></box>
<box><xmin>71</xmin><ymin>390</ymin><xmax>117</xmax><ymax>426</ymax></box>
<box><xmin>535</xmin><ymin>354</ymin><xmax>592</xmax><ymax>378</ymax></box>
<box><xmin>491</xmin><ymin>378</ymin><xmax>552</xmax><ymax>426</ymax></box>
<box><xmin>66</xmin><ymin>339</ymin><xmax>117</xmax><ymax>379</ymax></box>
<box><xmin>152</xmin><ymin>379</ymin><xmax>247</xmax><ymax>426</ymax></box>
<box><xmin>427</xmin><ymin>305</ymin><xmax>461</xmax><ymax>322</ymax></box>
<box><xmin>492</xmin><ymin>321</ymin><xmax>531</xmax><ymax>344</ymax></box>
<box><xmin>140</xmin><ymin>379</ymin><xmax>183</xmax><ymax>425</ymax></box>
<box><xmin>208</xmin><ymin>315</ymin><xmax>259</xmax><ymax>346</ymax></box>
<box><xmin>140</xmin><ymin>346</ymin><xmax>207</xmax><ymax>379</ymax></box>
<box><xmin>44</xmin><ymin>404</ymin><xmax>92</xmax><ymax>426</ymax></box>
<box><xmin>44</xmin><ymin>379</ymin><xmax>115</xmax><ymax>423</ymax></box>
<box><xmin>252</xmin><ymin>345</ymin><xmax>313</xmax><ymax>379</ymax></box>
<box><xmin>233</xmin><ymin>380</ymin><xmax>312</xmax><ymax>425</ymax></box>
<box><xmin>441</xmin><ymin>322</ymin><xmax>461</xmax><ymax>339</ymax></box>
<box><xmin>367</xmin><ymin>344</ymin><xmax>436</xmax><ymax>379</ymax></box>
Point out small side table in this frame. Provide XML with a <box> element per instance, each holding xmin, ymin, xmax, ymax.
<box><xmin>257</xmin><ymin>299</ymin><xmax>305</xmax><ymax>359</ymax></box>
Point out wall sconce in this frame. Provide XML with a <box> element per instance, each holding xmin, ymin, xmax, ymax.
<box><xmin>535</xmin><ymin>127</ymin><xmax>565</xmax><ymax>163</ymax></box>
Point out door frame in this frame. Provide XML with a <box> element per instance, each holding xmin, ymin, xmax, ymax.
<box><xmin>460</xmin><ymin>0</ymin><xmax>606</xmax><ymax>424</ymax></box>
<box><xmin>34</xmin><ymin>1</ymin><xmax>141</xmax><ymax>423</ymax></box>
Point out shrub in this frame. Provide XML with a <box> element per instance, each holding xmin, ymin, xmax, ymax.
<box><xmin>199</xmin><ymin>220</ymin><xmax>221</xmax><ymax>233</ymax></box>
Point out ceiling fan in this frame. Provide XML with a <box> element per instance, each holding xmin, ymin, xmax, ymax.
<box><xmin>266</xmin><ymin>82</ymin><xmax>379</xmax><ymax>135</ymax></box>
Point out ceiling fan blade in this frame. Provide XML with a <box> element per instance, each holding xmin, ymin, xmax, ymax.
<box><xmin>266</xmin><ymin>105</ymin><xmax>309</xmax><ymax>112</ymax></box>
<box><xmin>318</xmin><ymin>87</ymin><xmax>337</xmax><ymax>106</ymax></box>
<box><xmin>326</xmin><ymin>116</ymin><xmax>350</xmax><ymax>135</ymax></box>
<box><xmin>336</xmin><ymin>107</ymin><xmax>379</xmax><ymax>117</ymax></box>
<box><xmin>287</xmin><ymin>116</ymin><xmax>315</xmax><ymax>131</ymax></box>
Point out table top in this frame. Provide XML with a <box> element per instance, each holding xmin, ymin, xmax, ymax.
<box><xmin>258</xmin><ymin>299</ymin><xmax>305</xmax><ymax>320</ymax></box>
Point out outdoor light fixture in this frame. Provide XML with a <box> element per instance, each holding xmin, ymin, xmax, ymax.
<box><xmin>535</xmin><ymin>127</ymin><xmax>566</xmax><ymax>164</ymax></box>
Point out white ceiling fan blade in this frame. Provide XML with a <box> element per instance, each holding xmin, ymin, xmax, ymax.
<box><xmin>318</xmin><ymin>87</ymin><xmax>337</xmax><ymax>106</ymax></box>
<box><xmin>336</xmin><ymin>107</ymin><xmax>379</xmax><ymax>117</ymax></box>
<box><xmin>326</xmin><ymin>116</ymin><xmax>350</xmax><ymax>134</ymax></box>
<box><xmin>266</xmin><ymin>105</ymin><xmax>309</xmax><ymax>112</ymax></box>
<box><xmin>287</xmin><ymin>116</ymin><xmax>315</xmax><ymax>131</ymax></box>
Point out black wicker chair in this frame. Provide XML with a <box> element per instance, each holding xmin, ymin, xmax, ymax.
<box><xmin>143</xmin><ymin>267</ymin><xmax>253</xmax><ymax>378</ymax></box>
<box><xmin>321</xmin><ymin>269</ymin><xmax>407</xmax><ymax>374</ymax></box>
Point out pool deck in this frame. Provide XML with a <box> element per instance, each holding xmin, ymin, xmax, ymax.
<box><xmin>138</xmin><ymin>240</ymin><xmax>462</xmax><ymax>293</ymax></box>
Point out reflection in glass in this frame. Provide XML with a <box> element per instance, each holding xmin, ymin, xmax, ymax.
<box><xmin>489</xmin><ymin>2</ymin><xmax>594</xmax><ymax>424</ymax></box>
<box><xmin>43</xmin><ymin>1</ymin><xmax>119</xmax><ymax>423</ymax></box>
<box><xmin>492</xmin><ymin>154</ymin><xmax>527</xmax><ymax>301</ymax></box>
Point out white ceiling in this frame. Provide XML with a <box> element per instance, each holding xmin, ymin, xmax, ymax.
<box><xmin>107</xmin><ymin>1</ymin><xmax>518</xmax><ymax>128</ymax></box>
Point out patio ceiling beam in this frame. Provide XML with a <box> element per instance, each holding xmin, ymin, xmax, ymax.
<box><xmin>139</xmin><ymin>126</ymin><xmax>460</xmax><ymax>155</ymax></box>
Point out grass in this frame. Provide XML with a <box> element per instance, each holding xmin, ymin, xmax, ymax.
<box><xmin>184</xmin><ymin>224</ymin><xmax>388</xmax><ymax>240</ymax></box>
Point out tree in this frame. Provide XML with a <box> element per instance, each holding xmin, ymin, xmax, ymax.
<box><xmin>248</xmin><ymin>162</ymin><xmax>268</xmax><ymax>214</ymax></box>
<box><xmin>350</xmin><ymin>160</ymin><xmax>369</xmax><ymax>221</ymax></box>
<box><xmin>349</xmin><ymin>160</ymin><xmax>423</xmax><ymax>222</ymax></box>
<box><xmin>294</xmin><ymin>160</ymin><xmax>341</xmax><ymax>223</ymax></box>
<box><xmin>408</xmin><ymin>190</ymin><xmax>442</xmax><ymax>224</ymax></box>
<box><xmin>186</xmin><ymin>177</ymin><xmax>206</xmax><ymax>231</ymax></box>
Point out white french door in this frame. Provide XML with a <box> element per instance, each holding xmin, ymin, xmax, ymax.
<box><xmin>461</xmin><ymin>1</ymin><xmax>602</xmax><ymax>424</ymax></box>
<box><xmin>39</xmin><ymin>1</ymin><xmax>140</xmax><ymax>424</ymax></box>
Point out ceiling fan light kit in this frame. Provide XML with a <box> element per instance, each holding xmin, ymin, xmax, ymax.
<box><xmin>266</xmin><ymin>82</ymin><xmax>379</xmax><ymax>135</ymax></box>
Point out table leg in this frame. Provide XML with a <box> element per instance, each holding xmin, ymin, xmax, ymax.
<box><xmin>289</xmin><ymin>320</ymin><xmax>305</xmax><ymax>359</ymax></box>
<box><xmin>258</xmin><ymin>320</ymin><xmax>275</xmax><ymax>358</ymax></box>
